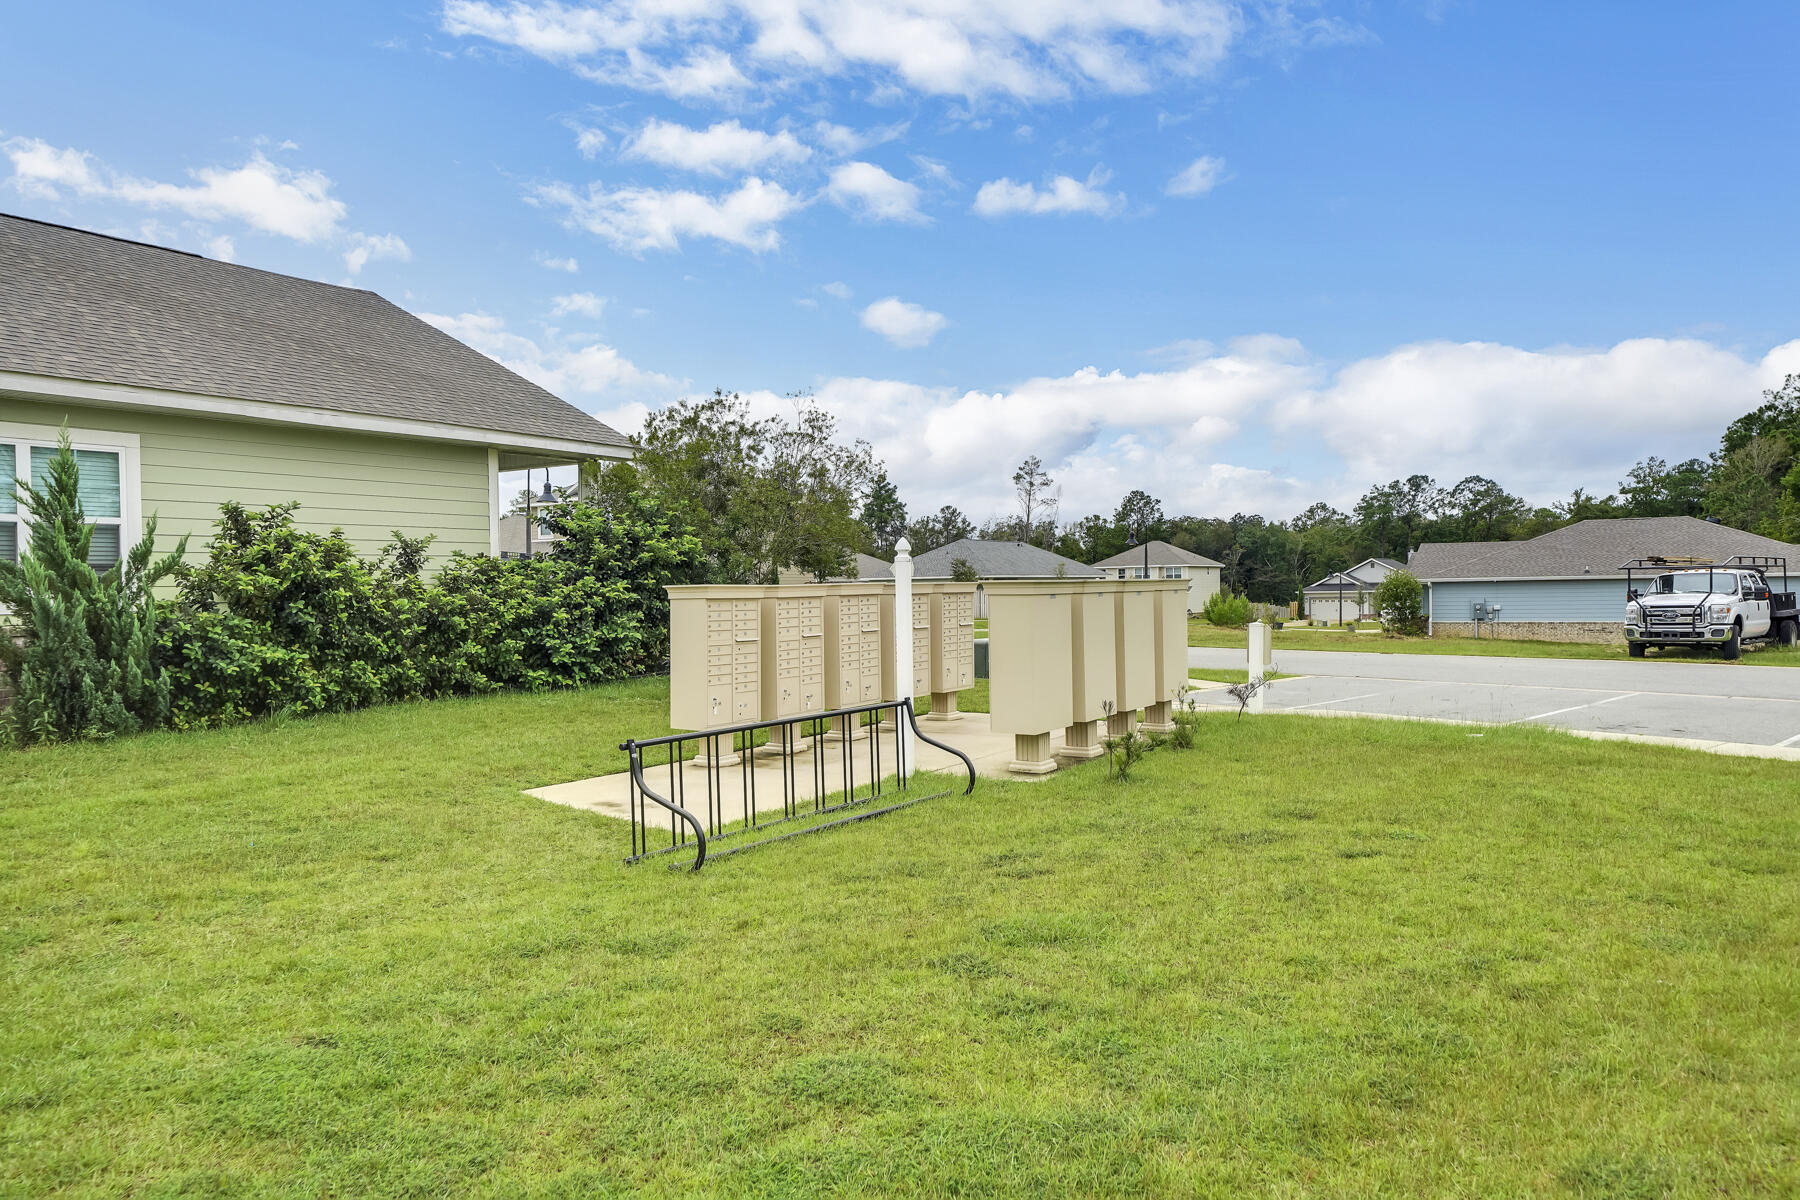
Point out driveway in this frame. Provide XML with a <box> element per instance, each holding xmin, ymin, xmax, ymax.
<box><xmin>1187</xmin><ymin>646</ymin><xmax>1800</xmax><ymax>752</ymax></box>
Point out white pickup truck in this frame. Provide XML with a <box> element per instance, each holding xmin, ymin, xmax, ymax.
<box><xmin>1622</xmin><ymin>555</ymin><xmax>1799</xmax><ymax>659</ymax></box>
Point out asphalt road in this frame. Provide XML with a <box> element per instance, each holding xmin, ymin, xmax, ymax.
<box><xmin>1187</xmin><ymin>646</ymin><xmax>1800</xmax><ymax>750</ymax></box>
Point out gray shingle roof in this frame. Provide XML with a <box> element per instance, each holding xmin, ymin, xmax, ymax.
<box><xmin>1409</xmin><ymin>517</ymin><xmax>1796</xmax><ymax>580</ymax></box>
<box><xmin>911</xmin><ymin>538</ymin><xmax>1102</xmax><ymax>579</ymax></box>
<box><xmin>1090</xmin><ymin>539</ymin><xmax>1224</xmax><ymax>569</ymax></box>
<box><xmin>0</xmin><ymin>214</ymin><xmax>632</xmax><ymax>449</ymax></box>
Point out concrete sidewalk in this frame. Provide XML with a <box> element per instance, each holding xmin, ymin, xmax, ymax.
<box><xmin>528</xmin><ymin>712</ymin><xmax>1067</xmax><ymax>827</ymax></box>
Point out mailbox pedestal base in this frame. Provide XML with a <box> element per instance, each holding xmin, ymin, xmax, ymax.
<box><xmin>1008</xmin><ymin>732</ymin><xmax>1060</xmax><ymax>775</ymax></box>
<box><xmin>753</xmin><ymin>725</ymin><xmax>812</xmax><ymax>758</ymax></box>
<box><xmin>1106</xmin><ymin>710</ymin><xmax>1138</xmax><ymax>737</ymax></box>
<box><xmin>924</xmin><ymin>690</ymin><xmax>963</xmax><ymax>722</ymax></box>
<box><xmin>1139</xmin><ymin>701</ymin><xmax>1175</xmax><ymax>733</ymax></box>
<box><xmin>691</xmin><ymin>746</ymin><xmax>743</xmax><ymax>769</ymax></box>
<box><xmin>823</xmin><ymin>714</ymin><xmax>869</xmax><ymax>743</ymax></box>
<box><xmin>1059</xmin><ymin>718</ymin><xmax>1106</xmax><ymax>761</ymax></box>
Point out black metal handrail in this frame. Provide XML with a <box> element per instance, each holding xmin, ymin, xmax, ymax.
<box><xmin>621</xmin><ymin>697</ymin><xmax>975</xmax><ymax>872</ymax></box>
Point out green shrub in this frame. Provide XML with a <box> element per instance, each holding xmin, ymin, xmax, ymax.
<box><xmin>1201</xmin><ymin>591</ymin><xmax>1253</xmax><ymax>627</ymax></box>
<box><xmin>157</xmin><ymin>493</ymin><xmax>705</xmax><ymax>730</ymax></box>
<box><xmin>0</xmin><ymin>434</ymin><xmax>187</xmax><ymax>744</ymax></box>
<box><xmin>1373</xmin><ymin>569</ymin><xmax>1428</xmax><ymax>636</ymax></box>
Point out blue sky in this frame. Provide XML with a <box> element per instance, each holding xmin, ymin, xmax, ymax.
<box><xmin>5</xmin><ymin>1</ymin><xmax>1799</xmax><ymax>524</ymax></box>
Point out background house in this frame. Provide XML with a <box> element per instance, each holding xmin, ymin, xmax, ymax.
<box><xmin>912</xmin><ymin>538</ymin><xmax>1101</xmax><ymax>617</ymax></box>
<box><xmin>0</xmin><ymin>214</ymin><xmax>632</xmax><ymax>572</ymax></box>
<box><xmin>776</xmin><ymin>553</ymin><xmax>895</xmax><ymax>584</ymax></box>
<box><xmin>1090</xmin><ymin>540</ymin><xmax>1223</xmax><ymax>613</ymax></box>
<box><xmin>1409</xmin><ymin>516</ymin><xmax>1798</xmax><ymax>642</ymax></box>
<box><xmin>497</xmin><ymin>513</ymin><xmax>561</xmax><ymax>558</ymax></box>
<box><xmin>1303</xmin><ymin>557</ymin><xmax>1403</xmax><ymax>623</ymax></box>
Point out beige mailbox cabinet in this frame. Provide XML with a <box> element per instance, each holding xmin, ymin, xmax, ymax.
<box><xmin>825</xmin><ymin>586</ymin><xmax>884</xmax><ymax>710</ymax></box>
<box><xmin>667</xmin><ymin>587</ymin><xmax>762</xmax><ymax>731</ymax></box>
<box><xmin>761</xmin><ymin>587</ymin><xmax>826</xmax><ymax>721</ymax></box>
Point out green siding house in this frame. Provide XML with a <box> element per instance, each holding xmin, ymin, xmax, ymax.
<box><xmin>0</xmin><ymin>214</ymin><xmax>634</xmax><ymax>571</ymax></box>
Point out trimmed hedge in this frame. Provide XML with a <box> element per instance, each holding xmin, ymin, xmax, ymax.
<box><xmin>156</xmin><ymin>496</ymin><xmax>705</xmax><ymax>730</ymax></box>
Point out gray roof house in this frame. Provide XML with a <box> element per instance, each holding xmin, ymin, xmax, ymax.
<box><xmin>912</xmin><ymin>538</ymin><xmax>1101</xmax><ymax>580</ymax></box>
<box><xmin>777</xmin><ymin>552</ymin><xmax>894</xmax><ymax>584</ymax></box>
<box><xmin>1302</xmin><ymin>557</ymin><xmax>1404</xmax><ymax>623</ymax></box>
<box><xmin>0</xmin><ymin>213</ymin><xmax>632</xmax><ymax>570</ymax></box>
<box><xmin>911</xmin><ymin>539</ymin><xmax>1099</xmax><ymax>617</ymax></box>
<box><xmin>1409</xmin><ymin>516</ymin><xmax>1796</xmax><ymax>642</ymax></box>
<box><xmin>1091</xmin><ymin>539</ymin><xmax>1224</xmax><ymax>612</ymax></box>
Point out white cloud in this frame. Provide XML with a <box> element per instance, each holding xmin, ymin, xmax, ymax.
<box><xmin>440</xmin><ymin>0</ymin><xmax>1240</xmax><ymax>102</ymax></box>
<box><xmin>419</xmin><ymin>310</ymin><xmax>679</xmax><ymax>400</ymax></box>
<box><xmin>533</xmin><ymin>176</ymin><xmax>804</xmax><ymax>253</ymax></box>
<box><xmin>534</xmin><ymin>251</ymin><xmax>580</xmax><ymax>272</ymax></box>
<box><xmin>826</xmin><ymin>161</ymin><xmax>925</xmax><ymax>223</ymax></box>
<box><xmin>811</xmin><ymin>120</ymin><xmax>909</xmax><ymax>157</ymax></box>
<box><xmin>343</xmin><ymin>231</ymin><xmax>411</xmax><ymax>275</ymax></box>
<box><xmin>204</xmin><ymin>234</ymin><xmax>236</xmax><ymax>262</ymax></box>
<box><xmin>822</xmin><ymin>280</ymin><xmax>853</xmax><ymax>300</ymax></box>
<box><xmin>1166</xmin><ymin>154</ymin><xmax>1226</xmax><ymax>197</ymax></box>
<box><xmin>550</xmin><ymin>291</ymin><xmax>608</xmax><ymax>318</ymax></box>
<box><xmin>4</xmin><ymin>138</ymin><xmax>348</xmax><ymax>242</ymax></box>
<box><xmin>693</xmin><ymin>334</ymin><xmax>1799</xmax><ymax>522</ymax></box>
<box><xmin>1285</xmin><ymin>337</ymin><xmax>1800</xmax><ymax>501</ymax></box>
<box><xmin>573</xmin><ymin>126</ymin><xmax>608</xmax><ymax>158</ymax></box>
<box><xmin>623</xmin><ymin>118</ymin><xmax>811</xmax><ymax>175</ymax></box>
<box><xmin>860</xmin><ymin>297</ymin><xmax>947</xmax><ymax>348</ymax></box>
<box><xmin>973</xmin><ymin>167</ymin><xmax>1124</xmax><ymax>218</ymax></box>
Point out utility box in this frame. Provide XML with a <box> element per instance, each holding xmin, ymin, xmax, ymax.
<box><xmin>880</xmin><ymin>587</ymin><xmax>931</xmax><ymax>701</ymax></box>
<box><xmin>757</xmin><ymin>586</ymin><xmax>826</xmax><ymax>722</ymax></box>
<box><xmin>1113</xmin><ymin>583</ymin><xmax>1157</xmax><ymax>727</ymax></box>
<box><xmin>1144</xmin><ymin>579</ymin><xmax>1189</xmax><ymax>731</ymax></box>
<box><xmin>667</xmin><ymin>586</ymin><xmax>763</xmax><ymax>731</ymax></box>
<box><xmin>1062</xmin><ymin>580</ymin><xmax>1120</xmax><ymax>760</ymax></box>
<box><xmin>986</xmin><ymin>580</ymin><xmax>1073</xmax><ymax>774</ymax></box>
<box><xmin>824</xmin><ymin>584</ymin><xmax>884</xmax><ymax>711</ymax></box>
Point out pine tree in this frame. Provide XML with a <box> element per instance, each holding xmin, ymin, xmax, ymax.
<box><xmin>0</xmin><ymin>431</ymin><xmax>187</xmax><ymax>744</ymax></box>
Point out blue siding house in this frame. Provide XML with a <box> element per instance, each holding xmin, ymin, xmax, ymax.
<box><xmin>1409</xmin><ymin>516</ymin><xmax>1797</xmax><ymax>643</ymax></box>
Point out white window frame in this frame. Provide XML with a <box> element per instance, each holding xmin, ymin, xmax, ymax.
<box><xmin>1163</xmin><ymin>565</ymin><xmax>1184</xmax><ymax>579</ymax></box>
<box><xmin>0</xmin><ymin>420</ymin><xmax>142</xmax><ymax>566</ymax></box>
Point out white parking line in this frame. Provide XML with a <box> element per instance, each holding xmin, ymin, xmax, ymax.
<box><xmin>1777</xmin><ymin>730</ymin><xmax>1800</xmax><ymax>748</ymax></box>
<box><xmin>1285</xmin><ymin>689</ymin><xmax>1403</xmax><ymax>712</ymax></box>
<box><xmin>1512</xmin><ymin>692</ymin><xmax>1640</xmax><ymax>725</ymax></box>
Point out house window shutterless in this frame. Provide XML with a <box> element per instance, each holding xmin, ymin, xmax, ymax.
<box><xmin>0</xmin><ymin>425</ymin><xmax>140</xmax><ymax>571</ymax></box>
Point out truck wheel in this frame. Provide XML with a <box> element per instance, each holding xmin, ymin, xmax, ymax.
<box><xmin>1780</xmin><ymin>619</ymin><xmax>1799</xmax><ymax>648</ymax></box>
<box><xmin>1722</xmin><ymin>625</ymin><xmax>1742</xmax><ymax>661</ymax></box>
<box><xmin>1628</xmin><ymin>641</ymin><xmax>1646</xmax><ymax>658</ymax></box>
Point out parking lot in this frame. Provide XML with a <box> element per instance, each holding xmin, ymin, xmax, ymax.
<box><xmin>1188</xmin><ymin>646</ymin><xmax>1800</xmax><ymax>756</ymax></box>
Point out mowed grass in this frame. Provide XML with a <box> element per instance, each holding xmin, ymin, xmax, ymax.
<box><xmin>1189</xmin><ymin>618</ymin><xmax>1800</xmax><ymax>667</ymax></box>
<box><xmin>4</xmin><ymin>680</ymin><xmax>1799</xmax><ymax>1196</ymax></box>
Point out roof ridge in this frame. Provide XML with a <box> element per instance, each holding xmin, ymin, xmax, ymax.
<box><xmin>0</xmin><ymin>210</ymin><xmax>379</xmax><ymax>297</ymax></box>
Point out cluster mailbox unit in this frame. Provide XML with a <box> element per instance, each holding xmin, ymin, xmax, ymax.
<box><xmin>922</xmin><ymin>582</ymin><xmax>977</xmax><ymax>719</ymax></box>
<box><xmin>667</xmin><ymin>581</ymin><xmax>979</xmax><ymax>756</ymax></box>
<box><xmin>757</xmin><ymin>585</ymin><xmax>827</xmax><ymax>754</ymax></box>
<box><xmin>985</xmin><ymin>577</ymin><xmax>1191</xmax><ymax>776</ymax></box>
<box><xmin>823</xmin><ymin>583</ymin><xmax>884</xmax><ymax>740</ymax></box>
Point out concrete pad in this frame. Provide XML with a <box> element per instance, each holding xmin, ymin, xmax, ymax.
<box><xmin>528</xmin><ymin>713</ymin><xmax>1080</xmax><ymax>827</ymax></box>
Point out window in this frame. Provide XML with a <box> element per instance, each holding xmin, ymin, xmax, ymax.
<box><xmin>0</xmin><ymin>425</ymin><xmax>138</xmax><ymax>571</ymax></box>
<box><xmin>1163</xmin><ymin>565</ymin><xmax>1184</xmax><ymax>579</ymax></box>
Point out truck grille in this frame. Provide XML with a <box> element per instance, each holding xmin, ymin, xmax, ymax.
<box><xmin>1647</xmin><ymin>606</ymin><xmax>1698</xmax><ymax>626</ymax></box>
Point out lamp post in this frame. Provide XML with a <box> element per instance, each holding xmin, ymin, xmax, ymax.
<box><xmin>1126</xmin><ymin>528</ymin><xmax>1148</xmax><ymax>580</ymax></box>
<box><xmin>524</xmin><ymin>470</ymin><xmax>556</xmax><ymax>557</ymax></box>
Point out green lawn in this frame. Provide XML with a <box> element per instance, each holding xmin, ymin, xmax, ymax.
<box><xmin>4</xmin><ymin>681</ymin><xmax>1798</xmax><ymax>1195</ymax></box>
<box><xmin>1190</xmin><ymin>618</ymin><xmax>1800</xmax><ymax>667</ymax></box>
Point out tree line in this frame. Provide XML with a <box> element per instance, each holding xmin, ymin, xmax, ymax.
<box><xmin>586</xmin><ymin>377</ymin><xmax>1800</xmax><ymax>604</ymax></box>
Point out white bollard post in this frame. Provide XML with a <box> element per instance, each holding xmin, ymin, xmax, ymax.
<box><xmin>893</xmin><ymin>538</ymin><xmax>915</xmax><ymax>783</ymax></box>
<box><xmin>1247</xmin><ymin>620</ymin><xmax>1268</xmax><ymax>714</ymax></box>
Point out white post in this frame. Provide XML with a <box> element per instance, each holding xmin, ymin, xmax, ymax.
<box><xmin>1247</xmin><ymin>620</ymin><xmax>1268</xmax><ymax>714</ymax></box>
<box><xmin>894</xmin><ymin>537</ymin><xmax>915</xmax><ymax>783</ymax></box>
